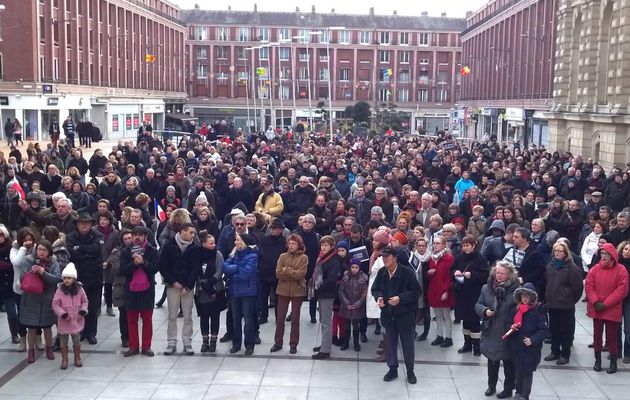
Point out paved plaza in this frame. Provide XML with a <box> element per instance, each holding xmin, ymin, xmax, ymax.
<box><xmin>0</xmin><ymin>296</ymin><xmax>627</xmax><ymax>400</ymax></box>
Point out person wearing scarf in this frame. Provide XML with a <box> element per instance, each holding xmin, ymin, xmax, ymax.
<box><xmin>426</xmin><ymin>236</ymin><xmax>455</xmax><ymax>348</ymax></box>
<box><xmin>159</xmin><ymin>223</ymin><xmax>198</xmax><ymax>356</ymax></box>
<box><xmin>506</xmin><ymin>283</ymin><xmax>548</xmax><ymax>400</ymax></box>
<box><xmin>310</xmin><ymin>235</ymin><xmax>341</xmax><ymax>360</ymax></box>
<box><xmin>543</xmin><ymin>242</ymin><xmax>583</xmax><ymax>366</ymax></box>
<box><xmin>97</xmin><ymin>212</ymin><xmax>119</xmax><ymax>318</ymax></box>
<box><xmin>413</xmin><ymin>237</ymin><xmax>432</xmax><ymax>342</ymax></box>
<box><xmin>585</xmin><ymin>242</ymin><xmax>629</xmax><ymax>374</ymax></box>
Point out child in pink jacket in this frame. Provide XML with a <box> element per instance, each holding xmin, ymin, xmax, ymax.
<box><xmin>52</xmin><ymin>263</ymin><xmax>88</xmax><ymax>370</ymax></box>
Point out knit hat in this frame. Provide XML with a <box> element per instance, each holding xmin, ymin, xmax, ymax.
<box><xmin>238</xmin><ymin>233</ymin><xmax>257</xmax><ymax>247</ymax></box>
<box><xmin>392</xmin><ymin>231</ymin><xmax>408</xmax><ymax>245</ymax></box>
<box><xmin>336</xmin><ymin>240</ymin><xmax>349</xmax><ymax>250</ymax></box>
<box><xmin>451</xmin><ymin>216</ymin><xmax>465</xmax><ymax>226</ymax></box>
<box><xmin>196</xmin><ymin>192</ymin><xmax>208</xmax><ymax>204</ymax></box>
<box><xmin>349</xmin><ymin>258</ymin><xmax>362</xmax><ymax>268</ymax></box>
<box><xmin>62</xmin><ymin>263</ymin><xmax>77</xmax><ymax>279</ymax></box>
<box><xmin>373</xmin><ymin>226</ymin><xmax>392</xmax><ymax>245</ymax></box>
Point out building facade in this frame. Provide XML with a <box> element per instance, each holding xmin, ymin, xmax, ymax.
<box><xmin>181</xmin><ymin>7</ymin><xmax>465</xmax><ymax>133</ymax></box>
<box><xmin>0</xmin><ymin>0</ymin><xmax>187</xmax><ymax>140</ymax></box>
<box><xmin>546</xmin><ymin>0</ymin><xmax>630</xmax><ymax>170</ymax></box>
<box><xmin>460</xmin><ymin>0</ymin><xmax>556</xmax><ymax>146</ymax></box>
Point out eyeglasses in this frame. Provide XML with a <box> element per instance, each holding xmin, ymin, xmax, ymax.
<box><xmin>234</xmin><ymin>223</ymin><xmax>245</xmax><ymax>226</ymax></box>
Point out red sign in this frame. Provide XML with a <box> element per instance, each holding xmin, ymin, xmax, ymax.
<box><xmin>125</xmin><ymin>114</ymin><xmax>132</xmax><ymax>130</ymax></box>
<box><xmin>133</xmin><ymin>114</ymin><xmax>140</xmax><ymax>129</ymax></box>
<box><xmin>112</xmin><ymin>115</ymin><xmax>119</xmax><ymax>132</ymax></box>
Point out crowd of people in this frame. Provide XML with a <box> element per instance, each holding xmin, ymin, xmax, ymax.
<box><xmin>0</xmin><ymin>128</ymin><xmax>629</xmax><ymax>400</ymax></box>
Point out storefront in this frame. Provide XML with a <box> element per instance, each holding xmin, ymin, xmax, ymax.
<box><xmin>503</xmin><ymin>107</ymin><xmax>525</xmax><ymax>145</ymax></box>
<box><xmin>529</xmin><ymin>111</ymin><xmax>549</xmax><ymax>148</ymax></box>
<box><xmin>90</xmin><ymin>98</ymin><xmax>165</xmax><ymax>140</ymax></box>
<box><xmin>190</xmin><ymin>106</ymin><xmax>255</xmax><ymax>132</ymax></box>
<box><xmin>0</xmin><ymin>94</ymin><xmax>90</xmax><ymax>141</ymax></box>
<box><xmin>414</xmin><ymin>111</ymin><xmax>450</xmax><ymax>134</ymax></box>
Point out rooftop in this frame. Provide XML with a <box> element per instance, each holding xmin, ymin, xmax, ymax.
<box><xmin>181</xmin><ymin>9</ymin><xmax>467</xmax><ymax>31</ymax></box>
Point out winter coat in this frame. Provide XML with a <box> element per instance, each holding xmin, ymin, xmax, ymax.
<box><xmin>275</xmin><ymin>250</ymin><xmax>308</xmax><ymax>298</ymax></box>
<box><xmin>97</xmin><ymin>177</ymin><xmax>121</xmax><ymax>207</ymax></box>
<box><xmin>451</xmin><ymin>251</ymin><xmax>489</xmax><ymax>321</ymax></box>
<box><xmin>307</xmin><ymin>205</ymin><xmax>333</xmax><ymax>236</ymax></box>
<box><xmin>370</xmin><ymin>263</ymin><xmax>421</xmax><ymax>328</ymax></box>
<box><xmin>120</xmin><ymin>244</ymin><xmax>160</xmax><ymax>310</ymax></box>
<box><xmin>466</xmin><ymin>216</ymin><xmax>487</xmax><ymax>242</ymax></box>
<box><xmin>581</xmin><ymin>231</ymin><xmax>601</xmax><ymax>269</ymax></box>
<box><xmin>1</xmin><ymin>194</ymin><xmax>22</xmax><ymax>231</ymax></box>
<box><xmin>585</xmin><ymin>243</ymin><xmax>630</xmax><ymax>322</ymax></box>
<box><xmin>518</xmin><ymin>244</ymin><xmax>547</xmax><ymax>300</ymax></box>
<box><xmin>426</xmin><ymin>252</ymin><xmax>455</xmax><ymax>308</ymax></box>
<box><xmin>366</xmin><ymin>256</ymin><xmax>385</xmax><ymax>319</ymax></box>
<box><xmin>0</xmin><ymin>240</ymin><xmax>13</xmax><ymax>300</ymax></box>
<box><xmin>24</xmin><ymin>208</ymin><xmax>76</xmax><ymax>235</ymax></box>
<box><xmin>99</xmin><ymin>228</ymin><xmax>120</xmax><ymax>284</ymax></box>
<box><xmin>258</xmin><ymin>233</ymin><xmax>287</xmax><ymax>283</ymax></box>
<box><xmin>475</xmin><ymin>276</ymin><xmax>520</xmax><ymax>362</ymax></box>
<box><xmin>338</xmin><ymin>271</ymin><xmax>368</xmax><ymax>320</ymax></box>
<box><xmin>51</xmin><ymin>282</ymin><xmax>89</xmax><ymax>335</ymax></box>
<box><xmin>544</xmin><ymin>259</ymin><xmax>584</xmax><ymax>310</ymax></box>
<box><xmin>288</xmin><ymin>185</ymin><xmax>316</xmax><ymax>216</ymax></box>
<box><xmin>108</xmin><ymin>246</ymin><xmax>126</xmax><ymax>308</ymax></box>
<box><xmin>604</xmin><ymin>181</ymin><xmax>630</xmax><ymax>212</ymax></box>
<box><xmin>314</xmin><ymin>254</ymin><xmax>341</xmax><ymax>299</ymax></box>
<box><xmin>159</xmin><ymin>238</ymin><xmax>197</xmax><ymax>291</ymax></box>
<box><xmin>223</xmin><ymin>246</ymin><xmax>259</xmax><ymax>298</ymax></box>
<box><xmin>18</xmin><ymin>255</ymin><xmax>61</xmax><ymax>327</ymax></box>
<box><xmin>558</xmin><ymin>210</ymin><xmax>585</xmax><ymax>250</ymax></box>
<box><xmin>507</xmin><ymin>302</ymin><xmax>548</xmax><ymax>373</ymax></box>
<box><xmin>67</xmin><ymin>228</ymin><xmax>104</xmax><ymax>289</ymax></box>
<box><xmin>255</xmin><ymin>191</ymin><xmax>284</xmax><ymax>217</ymax></box>
<box><xmin>187</xmin><ymin>245</ymin><xmax>227</xmax><ymax>313</ymax></box>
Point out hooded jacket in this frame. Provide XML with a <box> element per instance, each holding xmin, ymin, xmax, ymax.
<box><xmin>585</xmin><ymin>243</ymin><xmax>629</xmax><ymax>322</ymax></box>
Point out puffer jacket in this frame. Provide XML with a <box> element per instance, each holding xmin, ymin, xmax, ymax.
<box><xmin>275</xmin><ymin>250</ymin><xmax>308</xmax><ymax>298</ymax></box>
<box><xmin>585</xmin><ymin>243</ymin><xmax>629</xmax><ymax>322</ymax></box>
<box><xmin>544</xmin><ymin>259</ymin><xmax>584</xmax><ymax>310</ymax></box>
<box><xmin>51</xmin><ymin>282</ymin><xmax>89</xmax><ymax>335</ymax></box>
<box><xmin>223</xmin><ymin>246</ymin><xmax>259</xmax><ymax>298</ymax></box>
<box><xmin>475</xmin><ymin>276</ymin><xmax>520</xmax><ymax>362</ymax></box>
<box><xmin>338</xmin><ymin>270</ymin><xmax>368</xmax><ymax>320</ymax></box>
<box><xmin>507</xmin><ymin>285</ymin><xmax>548</xmax><ymax>373</ymax></box>
<box><xmin>18</xmin><ymin>255</ymin><xmax>61</xmax><ymax>327</ymax></box>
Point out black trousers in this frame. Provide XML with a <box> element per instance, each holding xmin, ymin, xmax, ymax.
<box><xmin>548</xmin><ymin>308</ymin><xmax>575</xmax><ymax>358</ymax></box>
<box><xmin>515</xmin><ymin>367</ymin><xmax>534</xmax><ymax>400</ymax></box>
<box><xmin>385</xmin><ymin>318</ymin><xmax>416</xmax><ymax>372</ymax></box>
<box><xmin>83</xmin><ymin>284</ymin><xmax>102</xmax><ymax>337</ymax></box>
<box><xmin>420</xmin><ymin>306</ymin><xmax>431</xmax><ymax>335</ymax></box>
<box><xmin>118</xmin><ymin>306</ymin><xmax>128</xmax><ymax>341</ymax></box>
<box><xmin>309</xmin><ymin>298</ymin><xmax>317</xmax><ymax>321</ymax></box>
<box><xmin>344</xmin><ymin>319</ymin><xmax>361</xmax><ymax>343</ymax></box>
<box><xmin>257</xmin><ymin>280</ymin><xmax>278</xmax><ymax>321</ymax></box>
<box><xmin>198</xmin><ymin>303</ymin><xmax>221</xmax><ymax>335</ymax></box>
<box><xmin>104</xmin><ymin>283</ymin><xmax>113</xmax><ymax>308</ymax></box>
<box><xmin>462</xmin><ymin>319</ymin><xmax>481</xmax><ymax>333</ymax></box>
<box><xmin>488</xmin><ymin>359</ymin><xmax>515</xmax><ymax>392</ymax></box>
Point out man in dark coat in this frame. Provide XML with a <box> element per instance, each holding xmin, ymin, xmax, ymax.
<box><xmin>295</xmin><ymin>214</ymin><xmax>320</xmax><ymax>323</ymax></box>
<box><xmin>558</xmin><ymin>200</ymin><xmax>586</xmax><ymax>253</ymax></box>
<box><xmin>371</xmin><ymin>246</ymin><xmax>421</xmax><ymax>384</ymax></box>
<box><xmin>507</xmin><ymin>228</ymin><xmax>547</xmax><ymax>300</ymax></box>
<box><xmin>604</xmin><ymin>173</ymin><xmax>630</xmax><ymax>213</ymax></box>
<box><xmin>67</xmin><ymin>213</ymin><xmax>104</xmax><ymax>344</ymax></box>
<box><xmin>120</xmin><ymin>226</ymin><xmax>160</xmax><ymax>356</ymax></box>
<box><xmin>286</xmin><ymin>177</ymin><xmax>316</xmax><ymax>226</ymax></box>
<box><xmin>257</xmin><ymin>218</ymin><xmax>287</xmax><ymax>324</ymax></box>
<box><xmin>222</xmin><ymin>177</ymin><xmax>253</xmax><ymax>218</ymax></box>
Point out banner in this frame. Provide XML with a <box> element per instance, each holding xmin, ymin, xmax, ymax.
<box><xmin>112</xmin><ymin>115</ymin><xmax>119</xmax><ymax>132</ymax></box>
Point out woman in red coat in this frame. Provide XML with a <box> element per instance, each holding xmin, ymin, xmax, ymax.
<box><xmin>585</xmin><ymin>243</ymin><xmax>629</xmax><ymax>374</ymax></box>
<box><xmin>426</xmin><ymin>236</ymin><xmax>455</xmax><ymax>348</ymax></box>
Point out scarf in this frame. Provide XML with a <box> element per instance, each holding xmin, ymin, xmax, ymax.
<box><xmin>174</xmin><ymin>233</ymin><xmax>193</xmax><ymax>252</ymax></box>
<box><xmin>551</xmin><ymin>258</ymin><xmax>567</xmax><ymax>270</ymax></box>
<box><xmin>431</xmin><ymin>248</ymin><xmax>447</xmax><ymax>262</ymax></box>
<box><xmin>513</xmin><ymin>303</ymin><xmax>533</xmax><ymax>329</ymax></box>
<box><xmin>309</xmin><ymin>248</ymin><xmax>337</xmax><ymax>297</ymax></box>
<box><xmin>97</xmin><ymin>224</ymin><xmax>114</xmax><ymax>243</ymax></box>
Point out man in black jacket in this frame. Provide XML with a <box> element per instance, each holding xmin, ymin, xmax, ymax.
<box><xmin>257</xmin><ymin>218</ymin><xmax>287</xmax><ymax>324</ymax></box>
<box><xmin>159</xmin><ymin>223</ymin><xmax>197</xmax><ymax>355</ymax></box>
<box><xmin>67</xmin><ymin>213</ymin><xmax>104</xmax><ymax>344</ymax></box>
<box><xmin>371</xmin><ymin>246</ymin><xmax>421</xmax><ymax>384</ymax></box>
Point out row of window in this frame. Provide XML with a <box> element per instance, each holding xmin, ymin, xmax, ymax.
<box><xmin>193</xmin><ymin>26</ymin><xmax>432</xmax><ymax>46</ymax></box>
<box><xmin>197</xmin><ymin>47</ymin><xmax>436</xmax><ymax>65</ymax></box>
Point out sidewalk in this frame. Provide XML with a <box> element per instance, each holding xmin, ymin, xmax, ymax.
<box><xmin>0</xmin><ymin>138</ymin><xmax>120</xmax><ymax>161</ymax></box>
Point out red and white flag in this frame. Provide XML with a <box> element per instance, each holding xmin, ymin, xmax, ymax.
<box><xmin>154</xmin><ymin>199</ymin><xmax>166</xmax><ymax>222</ymax></box>
<box><xmin>9</xmin><ymin>178</ymin><xmax>25</xmax><ymax>200</ymax></box>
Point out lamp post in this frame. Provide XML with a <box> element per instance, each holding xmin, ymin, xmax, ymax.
<box><xmin>306</xmin><ymin>31</ymin><xmax>322</xmax><ymax>131</ymax></box>
<box><xmin>290</xmin><ymin>36</ymin><xmax>303</xmax><ymax>129</ymax></box>
<box><xmin>245</xmin><ymin>46</ymin><xmax>261</xmax><ymax>132</ymax></box>
<box><xmin>325</xmin><ymin>27</ymin><xmax>346</xmax><ymax>141</ymax></box>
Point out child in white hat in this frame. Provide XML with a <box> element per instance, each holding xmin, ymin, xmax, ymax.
<box><xmin>51</xmin><ymin>263</ymin><xmax>89</xmax><ymax>369</ymax></box>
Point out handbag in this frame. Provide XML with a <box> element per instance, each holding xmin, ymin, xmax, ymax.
<box><xmin>21</xmin><ymin>271</ymin><xmax>44</xmax><ymax>294</ymax></box>
<box><xmin>129</xmin><ymin>267</ymin><xmax>150</xmax><ymax>293</ymax></box>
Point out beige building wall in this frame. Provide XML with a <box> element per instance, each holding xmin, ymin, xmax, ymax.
<box><xmin>547</xmin><ymin>0</ymin><xmax>630</xmax><ymax>171</ymax></box>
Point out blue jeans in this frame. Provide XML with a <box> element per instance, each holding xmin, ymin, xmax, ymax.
<box><xmin>231</xmin><ymin>296</ymin><xmax>257</xmax><ymax>349</ymax></box>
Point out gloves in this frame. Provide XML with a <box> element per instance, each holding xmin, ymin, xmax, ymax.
<box><xmin>61</xmin><ymin>313</ymin><xmax>68</xmax><ymax>320</ymax></box>
<box><xmin>79</xmin><ymin>310</ymin><xmax>88</xmax><ymax>316</ymax></box>
<box><xmin>594</xmin><ymin>301</ymin><xmax>605</xmax><ymax>312</ymax></box>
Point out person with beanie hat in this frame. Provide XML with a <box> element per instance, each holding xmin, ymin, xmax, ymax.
<box><xmin>52</xmin><ymin>263</ymin><xmax>88</xmax><ymax>369</ymax></box>
<box><xmin>391</xmin><ymin>231</ymin><xmax>408</xmax><ymax>246</ymax></box>
<box><xmin>338</xmin><ymin>258</ymin><xmax>368</xmax><ymax>351</ymax></box>
<box><xmin>506</xmin><ymin>282</ymin><xmax>548</xmax><ymax>400</ymax></box>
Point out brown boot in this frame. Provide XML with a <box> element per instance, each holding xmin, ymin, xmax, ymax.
<box><xmin>73</xmin><ymin>345</ymin><xmax>83</xmax><ymax>367</ymax></box>
<box><xmin>60</xmin><ymin>344</ymin><xmax>68</xmax><ymax>370</ymax></box>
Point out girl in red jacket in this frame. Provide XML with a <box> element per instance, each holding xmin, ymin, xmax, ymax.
<box><xmin>426</xmin><ymin>236</ymin><xmax>455</xmax><ymax>348</ymax></box>
<box><xmin>585</xmin><ymin>243</ymin><xmax>629</xmax><ymax>374</ymax></box>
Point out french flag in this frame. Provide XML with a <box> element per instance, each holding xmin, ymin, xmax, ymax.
<box><xmin>9</xmin><ymin>178</ymin><xmax>25</xmax><ymax>200</ymax></box>
<box><xmin>154</xmin><ymin>199</ymin><xmax>166</xmax><ymax>222</ymax></box>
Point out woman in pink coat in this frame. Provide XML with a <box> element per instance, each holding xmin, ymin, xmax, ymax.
<box><xmin>51</xmin><ymin>263</ymin><xmax>89</xmax><ymax>370</ymax></box>
<box><xmin>585</xmin><ymin>243</ymin><xmax>629</xmax><ymax>374</ymax></box>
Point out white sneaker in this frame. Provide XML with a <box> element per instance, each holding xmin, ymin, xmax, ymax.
<box><xmin>16</xmin><ymin>337</ymin><xmax>26</xmax><ymax>352</ymax></box>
